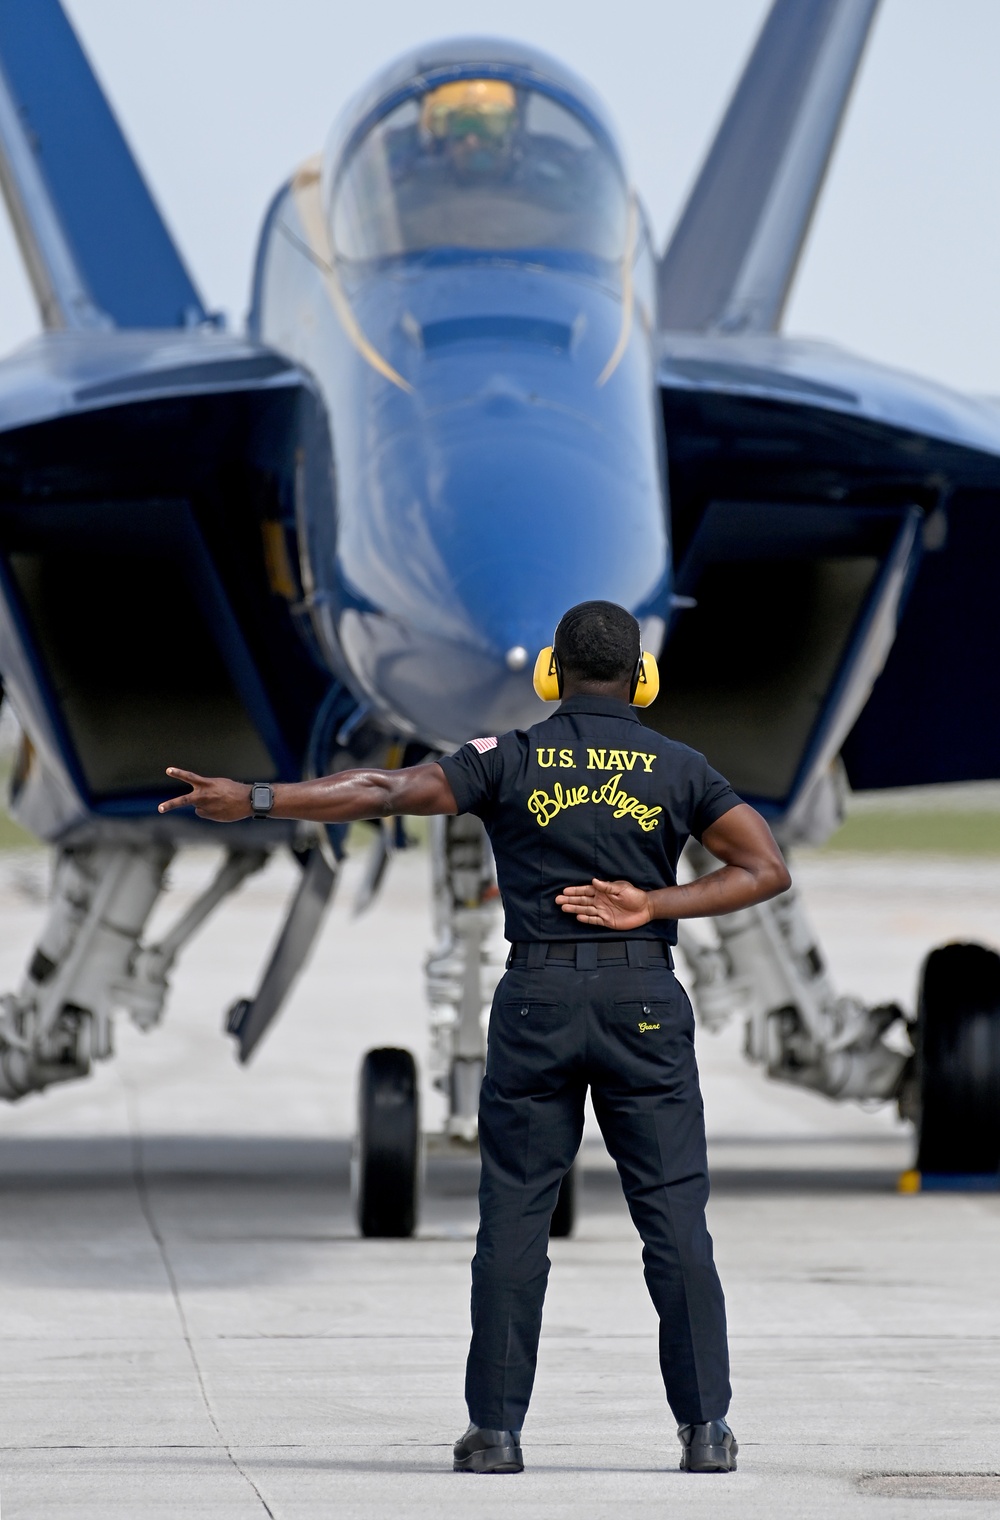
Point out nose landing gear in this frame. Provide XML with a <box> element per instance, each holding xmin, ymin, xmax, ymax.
<box><xmin>353</xmin><ymin>814</ymin><xmax>580</xmax><ymax>1239</ymax></box>
<box><xmin>353</xmin><ymin>1046</ymin><xmax>421</xmax><ymax>1238</ymax></box>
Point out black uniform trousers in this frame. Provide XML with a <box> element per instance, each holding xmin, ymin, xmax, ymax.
<box><xmin>465</xmin><ymin>945</ymin><xmax>731</xmax><ymax>1432</ymax></box>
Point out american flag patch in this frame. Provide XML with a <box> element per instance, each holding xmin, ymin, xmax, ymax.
<box><xmin>468</xmin><ymin>735</ymin><xmax>498</xmax><ymax>754</ymax></box>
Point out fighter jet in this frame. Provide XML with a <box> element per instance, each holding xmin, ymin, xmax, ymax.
<box><xmin>0</xmin><ymin>0</ymin><xmax>997</xmax><ymax>1236</ymax></box>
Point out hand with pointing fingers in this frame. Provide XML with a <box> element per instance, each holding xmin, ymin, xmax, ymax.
<box><xmin>555</xmin><ymin>878</ymin><xmax>652</xmax><ymax>931</ymax></box>
<box><xmin>158</xmin><ymin>768</ymin><xmax>253</xmax><ymax>822</ymax></box>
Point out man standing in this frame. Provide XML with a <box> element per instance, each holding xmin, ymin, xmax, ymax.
<box><xmin>159</xmin><ymin>600</ymin><xmax>790</xmax><ymax>1476</ymax></box>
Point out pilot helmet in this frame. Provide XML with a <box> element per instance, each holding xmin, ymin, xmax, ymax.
<box><xmin>420</xmin><ymin>78</ymin><xmax>517</xmax><ymax>146</ymax></box>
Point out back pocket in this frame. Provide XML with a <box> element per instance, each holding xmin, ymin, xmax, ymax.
<box><xmin>612</xmin><ymin>996</ymin><xmax>680</xmax><ymax>1036</ymax></box>
<box><xmin>500</xmin><ymin>999</ymin><xmax>565</xmax><ymax>1026</ymax></box>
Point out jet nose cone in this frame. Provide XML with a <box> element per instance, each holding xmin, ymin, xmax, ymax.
<box><xmin>339</xmin><ymin>609</ymin><xmax>551</xmax><ymax>747</ymax></box>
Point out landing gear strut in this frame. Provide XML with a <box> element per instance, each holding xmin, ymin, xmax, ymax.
<box><xmin>677</xmin><ymin>840</ymin><xmax>910</xmax><ymax>1103</ymax></box>
<box><xmin>0</xmin><ymin>842</ymin><xmax>267</xmax><ymax>1100</ymax></box>
<box><xmin>425</xmin><ymin>814</ymin><xmax>503</xmax><ymax>1140</ymax></box>
<box><xmin>677</xmin><ymin>841</ymin><xmax>1000</xmax><ymax>1175</ymax></box>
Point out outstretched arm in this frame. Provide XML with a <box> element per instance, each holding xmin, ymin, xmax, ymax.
<box><xmin>157</xmin><ymin>764</ymin><xmax>459</xmax><ymax>823</ymax></box>
<box><xmin>555</xmin><ymin>802</ymin><xmax>791</xmax><ymax>930</ymax></box>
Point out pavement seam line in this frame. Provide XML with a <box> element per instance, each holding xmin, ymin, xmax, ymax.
<box><xmin>122</xmin><ymin>1081</ymin><xmax>277</xmax><ymax>1519</ymax></box>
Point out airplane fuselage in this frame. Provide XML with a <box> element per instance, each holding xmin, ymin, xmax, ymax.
<box><xmin>252</xmin><ymin>41</ymin><xmax>671</xmax><ymax>748</ymax></box>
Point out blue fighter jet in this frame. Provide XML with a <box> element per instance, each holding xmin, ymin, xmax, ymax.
<box><xmin>0</xmin><ymin>0</ymin><xmax>997</xmax><ymax>1234</ymax></box>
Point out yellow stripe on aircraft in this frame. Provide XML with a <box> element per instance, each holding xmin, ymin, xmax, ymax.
<box><xmin>596</xmin><ymin>196</ymin><xmax>637</xmax><ymax>388</ymax></box>
<box><xmin>290</xmin><ymin>159</ymin><xmax>413</xmax><ymax>394</ymax></box>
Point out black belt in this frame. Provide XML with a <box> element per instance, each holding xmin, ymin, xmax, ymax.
<box><xmin>507</xmin><ymin>940</ymin><xmax>673</xmax><ymax>971</ymax></box>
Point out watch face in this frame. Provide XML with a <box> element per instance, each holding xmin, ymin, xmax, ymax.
<box><xmin>250</xmin><ymin>783</ymin><xmax>273</xmax><ymax>813</ymax></box>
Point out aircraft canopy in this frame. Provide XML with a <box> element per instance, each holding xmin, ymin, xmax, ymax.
<box><xmin>329</xmin><ymin>80</ymin><xmax>627</xmax><ymax>262</ymax></box>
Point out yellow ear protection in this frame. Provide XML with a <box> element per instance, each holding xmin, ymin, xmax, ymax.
<box><xmin>532</xmin><ymin>645</ymin><xmax>660</xmax><ymax>706</ymax></box>
<box><xmin>532</xmin><ymin>645</ymin><xmax>563</xmax><ymax>702</ymax></box>
<box><xmin>629</xmin><ymin>649</ymin><xmax>660</xmax><ymax>707</ymax></box>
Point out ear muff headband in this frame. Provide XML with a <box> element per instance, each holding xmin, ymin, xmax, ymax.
<box><xmin>532</xmin><ymin>646</ymin><xmax>562</xmax><ymax>701</ymax></box>
<box><xmin>533</xmin><ymin>645</ymin><xmax>660</xmax><ymax>706</ymax></box>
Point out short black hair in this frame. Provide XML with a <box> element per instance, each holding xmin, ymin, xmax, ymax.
<box><xmin>554</xmin><ymin>600</ymin><xmax>640</xmax><ymax>684</ymax></box>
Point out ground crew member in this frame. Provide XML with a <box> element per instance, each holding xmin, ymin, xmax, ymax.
<box><xmin>159</xmin><ymin>600</ymin><xmax>791</xmax><ymax>1476</ymax></box>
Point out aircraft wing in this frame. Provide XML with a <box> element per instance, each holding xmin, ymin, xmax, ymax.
<box><xmin>657</xmin><ymin>0</ymin><xmax>879</xmax><ymax>333</ymax></box>
<box><xmin>0</xmin><ymin>0</ymin><xmax>205</xmax><ymax>329</ymax></box>
<box><xmin>0</xmin><ymin>1</ymin><xmax>355</xmax><ymax>846</ymax></box>
<box><xmin>0</xmin><ymin>328</ymin><xmax>345</xmax><ymax>842</ymax></box>
<box><xmin>655</xmin><ymin>334</ymin><xmax>1000</xmax><ymax>799</ymax></box>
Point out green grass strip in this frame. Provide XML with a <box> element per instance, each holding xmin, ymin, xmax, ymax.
<box><xmin>822</xmin><ymin>810</ymin><xmax>1000</xmax><ymax>855</ymax></box>
<box><xmin>0</xmin><ymin>807</ymin><xmax>39</xmax><ymax>850</ymax></box>
<box><xmin>3</xmin><ymin>806</ymin><xmax>1000</xmax><ymax>857</ymax></box>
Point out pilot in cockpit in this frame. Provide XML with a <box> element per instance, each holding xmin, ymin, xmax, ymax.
<box><xmin>331</xmin><ymin>75</ymin><xmax>627</xmax><ymax>262</ymax></box>
<box><xmin>419</xmin><ymin>79</ymin><xmax>520</xmax><ymax>183</ymax></box>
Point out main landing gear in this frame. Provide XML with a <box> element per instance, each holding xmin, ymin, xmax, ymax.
<box><xmin>678</xmin><ymin>841</ymin><xmax>1000</xmax><ymax>1176</ymax></box>
<box><xmin>915</xmin><ymin>943</ymin><xmax>1000</xmax><ymax>1176</ymax></box>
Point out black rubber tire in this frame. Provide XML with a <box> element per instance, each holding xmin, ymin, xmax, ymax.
<box><xmin>916</xmin><ymin>943</ymin><xmax>1000</xmax><ymax>1174</ymax></box>
<box><xmin>355</xmin><ymin>1047</ymin><xmax>420</xmax><ymax>1237</ymax></box>
<box><xmin>550</xmin><ymin>1162</ymin><xmax>577</xmax><ymax>1238</ymax></box>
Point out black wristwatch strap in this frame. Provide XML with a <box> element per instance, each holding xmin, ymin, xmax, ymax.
<box><xmin>249</xmin><ymin>782</ymin><xmax>275</xmax><ymax>819</ymax></box>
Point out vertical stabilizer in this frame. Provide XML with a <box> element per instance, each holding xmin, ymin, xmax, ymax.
<box><xmin>0</xmin><ymin>0</ymin><xmax>205</xmax><ymax>329</ymax></box>
<box><xmin>658</xmin><ymin>0</ymin><xmax>879</xmax><ymax>333</ymax></box>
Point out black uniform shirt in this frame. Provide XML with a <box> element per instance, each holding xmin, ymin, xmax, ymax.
<box><xmin>438</xmin><ymin>695</ymin><xmax>741</xmax><ymax>944</ymax></box>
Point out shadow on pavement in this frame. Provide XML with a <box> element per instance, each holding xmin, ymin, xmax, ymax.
<box><xmin>0</xmin><ymin>1132</ymin><xmax>910</xmax><ymax>1195</ymax></box>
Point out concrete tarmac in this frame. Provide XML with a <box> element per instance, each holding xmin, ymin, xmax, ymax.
<box><xmin>1</xmin><ymin>844</ymin><xmax>999</xmax><ymax>1517</ymax></box>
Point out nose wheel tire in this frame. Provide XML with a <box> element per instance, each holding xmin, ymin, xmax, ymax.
<box><xmin>550</xmin><ymin>1162</ymin><xmax>578</xmax><ymax>1238</ymax></box>
<box><xmin>916</xmin><ymin>942</ymin><xmax>1000</xmax><ymax>1175</ymax></box>
<box><xmin>354</xmin><ymin>1047</ymin><xmax>420</xmax><ymax>1237</ymax></box>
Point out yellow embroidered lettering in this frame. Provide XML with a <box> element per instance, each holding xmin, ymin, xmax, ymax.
<box><xmin>536</xmin><ymin>748</ymin><xmax>556</xmax><ymax>768</ymax></box>
<box><xmin>638</xmin><ymin>1021</ymin><xmax>661</xmax><ymax>1033</ymax></box>
<box><xmin>528</xmin><ymin>769</ymin><xmax>658</xmax><ymax>831</ymax></box>
<box><xmin>586</xmin><ymin>748</ymin><xmax>606</xmax><ymax>770</ymax></box>
<box><xmin>606</xmin><ymin>750</ymin><xmax>626</xmax><ymax>770</ymax></box>
<box><xmin>609</xmin><ymin>785</ymin><xmax>663</xmax><ymax>832</ymax></box>
<box><xmin>638</xmin><ymin>753</ymin><xmax>656</xmax><ymax>773</ymax></box>
<box><xmin>590</xmin><ymin>772</ymin><xmax>622</xmax><ymax>807</ymax></box>
<box><xmin>527</xmin><ymin>788</ymin><xmax>560</xmax><ymax>826</ymax></box>
<box><xmin>558</xmin><ymin>749</ymin><xmax>576</xmax><ymax>769</ymax></box>
<box><xmin>527</xmin><ymin>784</ymin><xmax>590</xmax><ymax>827</ymax></box>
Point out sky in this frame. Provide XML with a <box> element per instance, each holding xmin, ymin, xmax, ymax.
<box><xmin>1</xmin><ymin>0</ymin><xmax>999</xmax><ymax>394</ymax></box>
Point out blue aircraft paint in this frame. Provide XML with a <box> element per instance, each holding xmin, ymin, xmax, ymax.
<box><xmin>0</xmin><ymin>0</ymin><xmax>204</xmax><ymax>328</ymax></box>
<box><xmin>4</xmin><ymin>19</ymin><xmax>1000</xmax><ymax>844</ymax></box>
<box><xmin>255</xmin><ymin>43</ymin><xmax>670</xmax><ymax>747</ymax></box>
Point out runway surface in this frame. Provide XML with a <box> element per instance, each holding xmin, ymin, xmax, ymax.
<box><xmin>1</xmin><ymin>843</ymin><xmax>999</xmax><ymax>1517</ymax></box>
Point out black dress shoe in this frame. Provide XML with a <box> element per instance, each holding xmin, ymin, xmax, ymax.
<box><xmin>453</xmin><ymin>1423</ymin><xmax>524</xmax><ymax>1473</ymax></box>
<box><xmin>677</xmin><ymin>1417</ymin><xmax>738</xmax><ymax>1472</ymax></box>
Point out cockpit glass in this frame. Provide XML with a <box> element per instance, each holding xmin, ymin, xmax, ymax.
<box><xmin>331</xmin><ymin>81</ymin><xmax>628</xmax><ymax>262</ymax></box>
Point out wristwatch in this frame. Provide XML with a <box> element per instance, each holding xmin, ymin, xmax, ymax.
<box><xmin>249</xmin><ymin>782</ymin><xmax>275</xmax><ymax>819</ymax></box>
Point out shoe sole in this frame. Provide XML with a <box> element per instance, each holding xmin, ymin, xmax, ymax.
<box><xmin>454</xmin><ymin>1446</ymin><xmax>524</xmax><ymax>1474</ymax></box>
<box><xmin>680</xmin><ymin>1444</ymin><xmax>738</xmax><ymax>1473</ymax></box>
